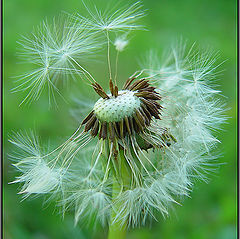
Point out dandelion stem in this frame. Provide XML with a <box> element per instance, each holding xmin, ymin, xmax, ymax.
<box><xmin>106</xmin><ymin>30</ymin><xmax>112</xmax><ymax>81</ymax></box>
<box><xmin>108</xmin><ymin>183</ymin><xmax>127</xmax><ymax>239</ymax></box>
<box><xmin>114</xmin><ymin>51</ymin><xmax>119</xmax><ymax>85</ymax></box>
<box><xmin>108</xmin><ymin>149</ymin><xmax>129</xmax><ymax>239</ymax></box>
<box><xmin>68</xmin><ymin>55</ymin><xmax>96</xmax><ymax>83</ymax></box>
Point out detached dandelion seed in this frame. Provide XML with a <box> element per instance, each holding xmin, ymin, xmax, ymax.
<box><xmin>114</xmin><ymin>36</ymin><xmax>129</xmax><ymax>52</ymax></box>
<box><xmin>10</xmin><ymin>2</ymin><xmax>226</xmax><ymax>238</ymax></box>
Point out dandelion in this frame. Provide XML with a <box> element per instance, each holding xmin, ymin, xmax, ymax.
<box><xmin>10</xmin><ymin>2</ymin><xmax>226</xmax><ymax>238</ymax></box>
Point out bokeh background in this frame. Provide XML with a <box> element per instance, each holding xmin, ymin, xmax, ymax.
<box><xmin>3</xmin><ymin>0</ymin><xmax>237</xmax><ymax>238</ymax></box>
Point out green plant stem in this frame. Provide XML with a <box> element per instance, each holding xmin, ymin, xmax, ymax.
<box><xmin>108</xmin><ymin>149</ymin><xmax>130</xmax><ymax>239</ymax></box>
<box><xmin>108</xmin><ymin>180</ymin><xmax>127</xmax><ymax>239</ymax></box>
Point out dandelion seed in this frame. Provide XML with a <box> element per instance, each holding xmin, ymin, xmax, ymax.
<box><xmin>78</xmin><ymin>1</ymin><xmax>145</xmax><ymax>32</ymax></box>
<box><xmin>9</xmin><ymin>132</ymin><xmax>65</xmax><ymax>199</ymax></box>
<box><xmin>114</xmin><ymin>36</ymin><xmax>129</xmax><ymax>52</ymax></box>
<box><xmin>13</xmin><ymin>15</ymin><xmax>102</xmax><ymax>105</ymax></box>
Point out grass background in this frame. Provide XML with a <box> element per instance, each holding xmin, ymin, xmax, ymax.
<box><xmin>3</xmin><ymin>0</ymin><xmax>237</xmax><ymax>238</ymax></box>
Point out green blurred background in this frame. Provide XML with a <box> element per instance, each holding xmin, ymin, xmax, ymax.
<box><xmin>3</xmin><ymin>0</ymin><xmax>237</xmax><ymax>238</ymax></box>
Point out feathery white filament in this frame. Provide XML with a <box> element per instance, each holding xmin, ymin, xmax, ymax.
<box><xmin>13</xmin><ymin>16</ymin><xmax>101</xmax><ymax>104</ymax></box>
<box><xmin>114</xmin><ymin>37</ymin><xmax>129</xmax><ymax>52</ymax></box>
<box><xmin>78</xmin><ymin>1</ymin><xmax>145</xmax><ymax>32</ymax></box>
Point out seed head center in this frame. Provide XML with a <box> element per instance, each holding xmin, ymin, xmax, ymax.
<box><xmin>93</xmin><ymin>90</ymin><xmax>141</xmax><ymax>122</ymax></box>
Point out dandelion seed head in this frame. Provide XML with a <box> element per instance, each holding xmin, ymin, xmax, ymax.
<box><xmin>93</xmin><ymin>90</ymin><xmax>141</xmax><ymax>122</ymax></box>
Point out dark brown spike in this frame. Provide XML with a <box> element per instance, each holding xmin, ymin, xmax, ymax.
<box><xmin>119</xmin><ymin>119</ymin><xmax>124</xmax><ymax>139</ymax></box>
<box><xmin>148</xmin><ymin>99</ymin><xmax>162</xmax><ymax>113</ymax></box>
<box><xmin>141</xmin><ymin>104</ymin><xmax>152</xmax><ymax>122</ymax></box>
<box><xmin>133</xmin><ymin>112</ymin><xmax>145</xmax><ymax>131</ymax></box>
<box><xmin>92</xmin><ymin>83</ymin><xmax>109</xmax><ymax>99</ymax></box>
<box><xmin>84</xmin><ymin>114</ymin><xmax>97</xmax><ymax>132</ymax></box>
<box><xmin>92</xmin><ymin>82</ymin><xmax>104</xmax><ymax>91</ymax></box>
<box><xmin>90</xmin><ymin>118</ymin><xmax>99</xmax><ymax>137</ymax></box>
<box><xmin>128</xmin><ymin>116</ymin><xmax>134</xmax><ymax>134</ymax></box>
<box><xmin>108</xmin><ymin>122</ymin><xmax>116</xmax><ymax>142</ymax></box>
<box><xmin>135</xmin><ymin>109</ymin><xmax>146</xmax><ymax>127</ymax></box>
<box><xmin>152</xmin><ymin>100</ymin><xmax>162</xmax><ymax>109</ymax></box>
<box><xmin>115</xmin><ymin>122</ymin><xmax>121</xmax><ymax>138</ymax></box>
<box><xmin>109</xmin><ymin>79</ymin><xmax>114</xmax><ymax>96</ymax></box>
<box><xmin>134</xmin><ymin>91</ymin><xmax>161</xmax><ymax>100</ymax></box>
<box><xmin>150</xmin><ymin>108</ymin><xmax>161</xmax><ymax>119</ymax></box>
<box><xmin>122</xmin><ymin>77</ymin><xmax>136</xmax><ymax>90</ymax></box>
<box><xmin>130</xmin><ymin>79</ymin><xmax>150</xmax><ymax>91</ymax></box>
<box><xmin>143</xmin><ymin>97</ymin><xmax>162</xmax><ymax>111</ymax></box>
<box><xmin>138</xmin><ymin>86</ymin><xmax>155</xmax><ymax>92</ymax></box>
<box><xmin>132</xmin><ymin>116</ymin><xmax>141</xmax><ymax>133</ymax></box>
<box><xmin>112</xmin><ymin>122</ymin><xmax>120</xmax><ymax>138</ymax></box>
<box><xmin>139</xmin><ymin>107</ymin><xmax>150</xmax><ymax>126</ymax></box>
<box><xmin>99</xmin><ymin>124</ymin><xmax>103</xmax><ymax>139</ymax></box>
<box><xmin>93</xmin><ymin>88</ymin><xmax>109</xmax><ymax>99</ymax></box>
<box><xmin>149</xmin><ymin>107</ymin><xmax>161</xmax><ymax>119</ymax></box>
<box><xmin>99</xmin><ymin>122</ymin><xmax>107</xmax><ymax>140</ymax></box>
<box><xmin>114</xmin><ymin>85</ymin><xmax>118</xmax><ymax>97</ymax></box>
<box><xmin>127</xmin><ymin>79</ymin><xmax>144</xmax><ymax>90</ymax></box>
<box><xmin>123</xmin><ymin>120</ymin><xmax>127</xmax><ymax>138</ymax></box>
<box><xmin>141</xmin><ymin>98</ymin><xmax>161</xmax><ymax>119</ymax></box>
<box><xmin>124</xmin><ymin>116</ymin><xmax>132</xmax><ymax>135</ymax></box>
<box><xmin>82</xmin><ymin>110</ymin><xmax>94</xmax><ymax>125</ymax></box>
<box><xmin>128</xmin><ymin>79</ymin><xmax>148</xmax><ymax>91</ymax></box>
<box><xmin>102</xmin><ymin>122</ymin><xmax>108</xmax><ymax>140</ymax></box>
